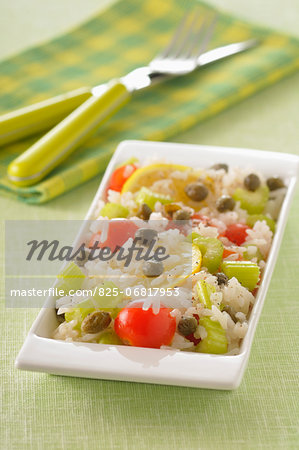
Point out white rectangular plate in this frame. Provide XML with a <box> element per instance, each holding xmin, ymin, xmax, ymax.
<box><xmin>15</xmin><ymin>141</ymin><xmax>299</xmax><ymax>389</ymax></box>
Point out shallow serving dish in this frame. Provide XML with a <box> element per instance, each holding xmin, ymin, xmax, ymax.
<box><xmin>15</xmin><ymin>140</ymin><xmax>299</xmax><ymax>389</ymax></box>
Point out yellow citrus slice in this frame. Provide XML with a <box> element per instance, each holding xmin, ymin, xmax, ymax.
<box><xmin>122</xmin><ymin>163</ymin><xmax>189</xmax><ymax>193</ymax></box>
<box><xmin>192</xmin><ymin>244</ymin><xmax>202</xmax><ymax>274</ymax></box>
<box><xmin>138</xmin><ymin>240</ymin><xmax>194</xmax><ymax>290</ymax></box>
<box><xmin>139</xmin><ymin>242</ymin><xmax>201</xmax><ymax>291</ymax></box>
<box><xmin>121</xmin><ymin>163</ymin><xmax>206</xmax><ymax>208</ymax></box>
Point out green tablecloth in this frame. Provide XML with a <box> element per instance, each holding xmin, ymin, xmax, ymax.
<box><xmin>0</xmin><ymin>0</ymin><xmax>298</xmax><ymax>449</ymax></box>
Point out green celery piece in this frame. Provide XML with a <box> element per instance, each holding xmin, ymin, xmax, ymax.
<box><xmin>93</xmin><ymin>281</ymin><xmax>123</xmax><ymax>309</ymax></box>
<box><xmin>246</xmin><ymin>214</ymin><xmax>276</xmax><ymax>233</ymax></box>
<box><xmin>221</xmin><ymin>260</ymin><xmax>260</xmax><ymax>291</ymax></box>
<box><xmin>100</xmin><ymin>202</ymin><xmax>129</xmax><ymax>219</ymax></box>
<box><xmin>56</xmin><ymin>261</ymin><xmax>85</xmax><ymax>295</ymax></box>
<box><xmin>186</xmin><ymin>232</ymin><xmax>196</xmax><ymax>243</ymax></box>
<box><xmin>76</xmin><ymin>298</ymin><xmax>95</xmax><ymax>309</ymax></box>
<box><xmin>65</xmin><ymin>305</ymin><xmax>95</xmax><ymax>330</ymax></box>
<box><xmin>190</xmin><ymin>231</ymin><xmax>200</xmax><ymax>241</ymax></box>
<box><xmin>233</xmin><ymin>185</ymin><xmax>269</xmax><ymax>214</ymax></box>
<box><xmin>195</xmin><ymin>317</ymin><xmax>228</xmax><ymax>354</ymax></box>
<box><xmin>195</xmin><ymin>280</ymin><xmax>215</xmax><ymax>309</ymax></box>
<box><xmin>98</xmin><ymin>329</ymin><xmax>123</xmax><ymax>345</ymax></box>
<box><xmin>242</xmin><ymin>243</ymin><xmax>263</xmax><ymax>262</ymax></box>
<box><xmin>193</xmin><ymin>234</ymin><xmax>223</xmax><ymax>274</ymax></box>
<box><xmin>135</xmin><ymin>187</ymin><xmax>173</xmax><ymax>210</ymax></box>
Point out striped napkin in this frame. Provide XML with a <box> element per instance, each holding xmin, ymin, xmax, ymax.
<box><xmin>0</xmin><ymin>0</ymin><xmax>298</xmax><ymax>203</ymax></box>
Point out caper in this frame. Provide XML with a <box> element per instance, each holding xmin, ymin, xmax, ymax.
<box><xmin>173</xmin><ymin>209</ymin><xmax>191</xmax><ymax>221</ymax></box>
<box><xmin>216</xmin><ymin>272</ymin><xmax>229</xmax><ymax>286</ymax></box>
<box><xmin>81</xmin><ymin>311</ymin><xmax>111</xmax><ymax>334</ymax></box>
<box><xmin>184</xmin><ymin>182</ymin><xmax>209</xmax><ymax>201</ymax></box>
<box><xmin>137</xmin><ymin>203</ymin><xmax>152</xmax><ymax>220</ymax></box>
<box><xmin>210</xmin><ymin>163</ymin><xmax>228</xmax><ymax>172</ymax></box>
<box><xmin>142</xmin><ymin>260</ymin><xmax>164</xmax><ymax>277</ymax></box>
<box><xmin>216</xmin><ymin>195</ymin><xmax>236</xmax><ymax>212</ymax></box>
<box><xmin>135</xmin><ymin>228</ymin><xmax>158</xmax><ymax>246</ymax></box>
<box><xmin>178</xmin><ymin>316</ymin><xmax>198</xmax><ymax>336</ymax></box>
<box><xmin>244</xmin><ymin>173</ymin><xmax>261</xmax><ymax>191</ymax></box>
<box><xmin>266</xmin><ymin>176</ymin><xmax>285</xmax><ymax>191</ymax></box>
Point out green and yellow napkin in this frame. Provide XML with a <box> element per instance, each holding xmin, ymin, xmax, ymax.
<box><xmin>0</xmin><ymin>0</ymin><xmax>298</xmax><ymax>203</ymax></box>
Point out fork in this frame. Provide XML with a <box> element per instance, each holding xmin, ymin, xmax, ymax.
<box><xmin>4</xmin><ymin>11</ymin><xmax>258</xmax><ymax>186</ymax></box>
<box><xmin>149</xmin><ymin>10</ymin><xmax>217</xmax><ymax>75</ymax></box>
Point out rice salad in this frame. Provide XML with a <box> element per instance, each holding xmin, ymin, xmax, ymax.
<box><xmin>53</xmin><ymin>157</ymin><xmax>286</xmax><ymax>355</ymax></box>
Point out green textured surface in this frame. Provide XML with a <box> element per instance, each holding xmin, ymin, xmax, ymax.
<box><xmin>1</xmin><ymin>1</ymin><xmax>299</xmax><ymax>449</ymax></box>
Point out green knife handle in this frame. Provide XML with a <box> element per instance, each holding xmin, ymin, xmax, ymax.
<box><xmin>7</xmin><ymin>81</ymin><xmax>131</xmax><ymax>187</ymax></box>
<box><xmin>0</xmin><ymin>87</ymin><xmax>93</xmax><ymax>147</ymax></box>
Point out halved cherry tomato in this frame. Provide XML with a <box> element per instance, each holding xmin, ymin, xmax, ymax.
<box><xmin>88</xmin><ymin>219</ymin><xmax>138</xmax><ymax>251</ymax></box>
<box><xmin>114</xmin><ymin>301</ymin><xmax>176</xmax><ymax>348</ymax></box>
<box><xmin>107</xmin><ymin>164</ymin><xmax>137</xmax><ymax>192</ymax></box>
<box><xmin>224</xmin><ymin>223</ymin><xmax>250</xmax><ymax>246</ymax></box>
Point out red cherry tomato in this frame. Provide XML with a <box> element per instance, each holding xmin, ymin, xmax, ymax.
<box><xmin>224</xmin><ymin>223</ymin><xmax>250</xmax><ymax>246</ymax></box>
<box><xmin>114</xmin><ymin>302</ymin><xmax>176</xmax><ymax>348</ymax></box>
<box><xmin>107</xmin><ymin>164</ymin><xmax>137</xmax><ymax>192</ymax></box>
<box><xmin>88</xmin><ymin>219</ymin><xmax>138</xmax><ymax>251</ymax></box>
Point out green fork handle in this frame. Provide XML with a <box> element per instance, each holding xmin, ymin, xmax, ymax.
<box><xmin>7</xmin><ymin>80</ymin><xmax>131</xmax><ymax>186</ymax></box>
<box><xmin>0</xmin><ymin>87</ymin><xmax>94</xmax><ymax>147</ymax></box>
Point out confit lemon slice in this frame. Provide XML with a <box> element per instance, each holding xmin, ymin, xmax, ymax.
<box><xmin>138</xmin><ymin>242</ymin><xmax>201</xmax><ymax>293</ymax></box>
<box><xmin>192</xmin><ymin>244</ymin><xmax>202</xmax><ymax>274</ymax></box>
<box><xmin>121</xmin><ymin>163</ymin><xmax>188</xmax><ymax>193</ymax></box>
<box><xmin>121</xmin><ymin>163</ymin><xmax>205</xmax><ymax>208</ymax></box>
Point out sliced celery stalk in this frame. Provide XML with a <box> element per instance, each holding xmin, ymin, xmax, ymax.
<box><xmin>56</xmin><ymin>261</ymin><xmax>85</xmax><ymax>295</ymax></box>
<box><xmin>195</xmin><ymin>317</ymin><xmax>228</xmax><ymax>354</ymax></box>
<box><xmin>93</xmin><ymin>281</ymin><xmax>123</xmax><ymax>309</ymax></box>
<box><xmin>246</xmin><ymin>214</ymin><xmax>275</xmax><ymax>233</ymax></box>
<box><xmin>233</xmin><ymin>185</ymin><xmax>269</xmax><ymax>214</ymax></box>
<box><xmin>135</xmin><ymin>187</ymin><xmax>173</xmax><ymax>210</ymax></box>
<box><xmin>75</xmin><ymin>298</ymin><xmax>95</xmax><ymax>309</ymax></box>
<box><xmin>65</xmin><ymin>306</ymin><xmax>95</xmax><ymax>330</ymax></box>
<box><xmin>195</xmin><ymin>280</ymin><xmax>216</xmax><ymax>309</ymax></box>
<box><xmin>99</xmin><ymin>202</ymin><xmax>129</xmax><ymax>219</ymax></box>
<box><xmin>186</xmin><ymin>231</ymin><xmax>198</xmax><ymax>243</ymax></box>
<box><xmin>98</xmin><ymin>329</ymin><xmax>123</xmax><ymax>345</ymax></box>
<box><xmin>221</xmin><ymin>260</ymin><xmax>260</xmax><ymax>291</ymax></box>
<box><xmin>192</xmin><ymin>234</ymin><xmax>223</xmax><ymax>274</ymax></box>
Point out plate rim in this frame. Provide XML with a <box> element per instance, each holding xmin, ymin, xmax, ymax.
<box><xmin>15</xmin><ymin>140</ymin><xmax>299</xmax><ymax>389</ymax></box>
